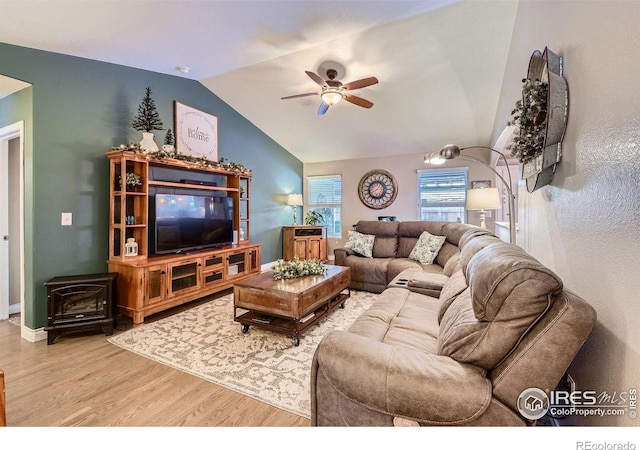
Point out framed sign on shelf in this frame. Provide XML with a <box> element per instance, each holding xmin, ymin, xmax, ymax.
<box><xmin>174</xmin><ymin>101</ymin><xmax>218</xmax><ymax>160</ymax></box>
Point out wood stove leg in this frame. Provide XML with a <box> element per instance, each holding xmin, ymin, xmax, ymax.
<box><xmin>47</xmin><ymin>330</ymin><xmax>59</xmax><ymax>345</ymax></box>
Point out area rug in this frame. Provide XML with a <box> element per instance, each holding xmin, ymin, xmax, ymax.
<box><xmin>108</xmin><ymin>289</ymin><xmax>377</xmax><ymax>419</ymax></box>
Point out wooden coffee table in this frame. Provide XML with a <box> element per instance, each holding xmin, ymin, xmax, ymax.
<box><xmin>233</xmin><ymin>265</ymin><xmax>351</xmax><ymax>346</ymax></box>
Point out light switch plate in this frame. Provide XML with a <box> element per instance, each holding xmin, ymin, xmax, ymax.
<box><xmin>61</xmin><ymin>212</ymin><xmax>72</xmax><ymax>226</ymax></box>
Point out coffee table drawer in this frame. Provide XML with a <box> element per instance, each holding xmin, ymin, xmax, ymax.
<box><xmin>234</xmin><ymin>287</ymin><xmax>295</xmax><ymax>317</ymax></box>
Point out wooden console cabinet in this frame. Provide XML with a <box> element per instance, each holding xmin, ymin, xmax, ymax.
<box><xmin>109</xmin><ymin>244</ymin><xmax>261</xmax><ymax>324</ymax></box>
<box><xmin>282</xmin><ymin>225</ymin><xmax>328</xmax><ymax>262</ymax></box>
<box><xmin>106</xmin><ymin>150</ymin><xmax>261</xmax><ymax>324</ymax></box>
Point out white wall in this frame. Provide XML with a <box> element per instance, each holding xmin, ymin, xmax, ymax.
<box><xmin>304</xmin><ymin>150</ymin><xmax>497</xmax><ymax>254</ymax></box>
<box><xmin>492</xmin><ymin>0</ymin><xmax>640</xmax><ymax>426</ymax></box>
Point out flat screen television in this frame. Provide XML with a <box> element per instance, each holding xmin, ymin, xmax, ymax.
<box><xmin>151</xmin><ymin>193</ymin><xmax>234</xmax><ymax>254</ymax></box>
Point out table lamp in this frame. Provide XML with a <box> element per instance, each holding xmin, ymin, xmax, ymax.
<box><xmin>287</xmin><ymin>194</ymin><xmax>303</xmax><ymax>225</ymax></box>
<box><xmin>466</xmin><ymin>187</ymin><xmax>501</xmax><ymax>229</ymax></box>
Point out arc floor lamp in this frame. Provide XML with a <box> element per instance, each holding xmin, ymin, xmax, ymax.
<box><xmin>424</xmin><ymin>144</ymin><xmax>516</xmax><ymax>244</ymax></box>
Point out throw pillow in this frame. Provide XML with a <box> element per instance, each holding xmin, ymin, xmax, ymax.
<box><xmin>344</xmin><ymin>230</ymin><xmax>375</xmax><ymax>258</ymax></box>
<box><xmin>408</xmin><ymin>231</ymin><xmax>446</xmax><ymax>265</ymax></box>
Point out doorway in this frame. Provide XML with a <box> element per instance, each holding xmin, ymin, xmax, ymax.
<box><xmin>0</xmin><ymin>121</ymin><xmax>25</xmax><ymax>327</ymax></box>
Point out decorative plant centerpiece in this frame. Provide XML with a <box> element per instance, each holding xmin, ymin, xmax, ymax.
<box><xmin>304</xmin><ymin>210</ymin><xmax>324</xmax><ymax>225</ymax></box>
<box><xmin>272</xmin><ymin>257</ymin><xmax>325</xmax><ymax>281</ymax></box>
<box><xmin>506</xmin><ymin>78</ymin><xmax>548</xmax><ymax>164</ymax></box>
<box><xmin>132</xmin><ymin>87</ymin><xmax>164</xmax><ymax>152</ymax></box>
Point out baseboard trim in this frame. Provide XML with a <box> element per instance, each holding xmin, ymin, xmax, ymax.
<box><xmin>21</xmin><ymin>325</ymin><xmax>47</xmax><ymax>342</ymax></box>
<box><xmin>8</xmin><ymin>304</ymin><xmax>20</xmax><ymax>315</ymax></box>
<box><xmin>261</xmin><ymin>260</ymin><xmax>278</xmax><ymax>271</ymax></box>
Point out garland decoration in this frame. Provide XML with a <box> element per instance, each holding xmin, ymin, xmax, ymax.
<box><xmin>111</xmin><ymin>142</ymin><xmax>251</xmax><ymax>175</ymax></box>
<box><xmin>272</xmin><ymin>257</ymin><xmax>325</xmax><ymax>281</ymax></box>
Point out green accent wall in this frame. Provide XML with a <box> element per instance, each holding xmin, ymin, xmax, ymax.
<box><xmin>0</xmin><ymin>42</ymin><xmax>302</xmax><ymax>330</ymax></box>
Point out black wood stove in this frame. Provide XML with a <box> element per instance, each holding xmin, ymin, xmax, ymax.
<box><xmin>44</xmin><ymin>272</ymin><xmax>118</xmax><ymax>344</ymax></box>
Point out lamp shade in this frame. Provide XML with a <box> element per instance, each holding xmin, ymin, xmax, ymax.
<box><xmin>287</xmin><ymin>194</ymin><xmax>303</xmax><ymax>206</ymax></box>
<box><xmin>466</xmin><ymin>188</ymin><xmax>501</xmax><ymax>211</ymax></box>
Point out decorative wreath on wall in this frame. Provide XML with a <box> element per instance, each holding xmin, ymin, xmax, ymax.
<box><xmin>506</xmin><ymin>47</ymin><xmax>569</xmax><ymax>193</ymax></box>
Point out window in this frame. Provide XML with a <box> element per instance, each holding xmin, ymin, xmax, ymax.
<box><xmin>418</xmin><ymin>168</ymin><xmax>468</xmax><ymax>222</ymax></box>
<box><xmin>307</xmin><ymin>175</ymin><xmax>342</xmax><ymax>237</ymax></box>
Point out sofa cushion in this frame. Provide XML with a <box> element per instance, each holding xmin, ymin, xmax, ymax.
<box><xmin>386</xmin><ymin>259</ymin><xmax>423</xmax><ymax>284</ymax></box>
<box><xmin>408</xmin><ymin>231</ymin><xmax>446</xmax><ymax>264</ymax></box>
<box><xmin>437</xmin><ymin>242</ymin><xmax>564</xmax><ymax>369</ymax></box>
<box><xmin>344</xmin><ymin>255</ymin><xmax>391</xmax><ymax>288</ymax></box>
<box><xmin>437</xmin><ymin>269</ymin><xmax>468</xmax><ymax>323</ymax></box>
<box><xmin>349</xmin><ymin>287</ymin><xmax>440</xmax><ymax>354</ymax></box>
<box><xmin>344</xmin><ymin>230</ymin><xmax>375</xmax><ymax>258</ymax></box>
<box><xmin>408</xmin><ymin>271</ymin><xmax>449</xmax><ymax>292</ymax></box>
<box><xmin>459</xmin><ymin>234</ymin><xmax>499</xmax><ymax>277</ymax></box>
<box><xmin>372</xmin><ymin>236</ymin><xmax>398</xmax><ymax>258</ymax></box>
<box><xmin>442</xmin><ymin>252</ymin><xmax>461</xmax><ymax>277</ymax></box>
<box><xmin>440</xmin><ymin>222</ymin><xmax>486</xmax><ymax>246</ymax></box>
<box><xmin>355</xmin><ymin>221</ymin><xmax>399</xmax><ymax>258</ymax></box>
<box><xmin>387</xmin><ymin>266</ymin><xmax>445</xmax><ymax>297</ymax></box>
<box><xmin>355</xmin><ymin>220</ymin><xmax>399</xmax><ymax>236</ymax></box>
<box><xmin>396</xmin><ymin>221</ymin><xmax>446</xmax><ymax>258</ymax></box>
<box><xmin>467</xmin><ymin>242</ymin><xmax>563</xmax><ymax>321</ymax></box>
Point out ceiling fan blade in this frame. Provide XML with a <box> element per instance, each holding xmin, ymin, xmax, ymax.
<box><xmin>344</xmin><ymin>94</ymin><xmax>374</xmax><ymax>109</ymax></box>
<box><xmin>281</xmin><ymin>92</ymin><xmax>318</xmax><ymax>100</ymax></box>
<box><xmin>342</xmin><ymin>77</ymin><xmax>379</xmax><ymax>91</ymax></box>
<box><xmin>306</xmin><ymin>71</ymin><xmax>328</xmax><ymax>87</ymax></box>
<box><xmin>318</xmin><ymin>102</ymin><xmax>330</xmax><ymax>115</ymax></box>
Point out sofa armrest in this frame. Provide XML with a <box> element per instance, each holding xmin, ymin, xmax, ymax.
<box><xmin>312</xmin><ymin>331</ymin><xmax>492</xmax><ymax>425</ymax></box>
<box><xmin>334</xmin><ymin>247</ymin><xmax>356</xmax><ymax>266</ymax></box>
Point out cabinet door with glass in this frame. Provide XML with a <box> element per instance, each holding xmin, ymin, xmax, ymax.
<box><xmin>226</xmin><ymin>250</ymin><xmax>249</xmax><ymax>281</ymax></box>
<box><xmin>167</xmin><ymin>258</ymin><xmax>201</xmax><ymax>298</ymax></box>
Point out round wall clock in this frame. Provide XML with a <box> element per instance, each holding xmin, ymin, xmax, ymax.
<box><xmin>358</xmin><ymin>169</ymin><xmax>398</xmax><ymax>209</ymax></box>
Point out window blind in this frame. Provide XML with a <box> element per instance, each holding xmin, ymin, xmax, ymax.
<box><xmin>418</xmin><ymin>169</ymin><xmax>468</xmax><ymax>208</ymax></box>
<box><xmin>307</xmin><ymin>175</ymin><xmax>342</xmax><ymax>206</ymax></box>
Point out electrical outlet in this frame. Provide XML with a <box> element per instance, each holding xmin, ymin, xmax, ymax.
<box><xmin>61</xmin><ymin>212</ymin><xmax>72</xmax><ymax>226</ymax></box>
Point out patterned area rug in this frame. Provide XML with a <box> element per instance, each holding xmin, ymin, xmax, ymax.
<box><xmin>108</xmin><ymin>289</ymin><xmax>377</xmax><ymax>419</ymax></box>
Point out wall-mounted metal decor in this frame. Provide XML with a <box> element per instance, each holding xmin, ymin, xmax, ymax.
<box><xmin>507</xmin><ymin>47</ymin><xmax>569</xmax><ymax>193</ymax></box>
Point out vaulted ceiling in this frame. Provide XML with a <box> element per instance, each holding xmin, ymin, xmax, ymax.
<box><xmin>0</xmin><ymin>0</ymin><xmax>519</xmax><ymax>163</ymax></box>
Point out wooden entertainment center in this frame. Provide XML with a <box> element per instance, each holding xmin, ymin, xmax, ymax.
<box><xmin>107</xmin><ymin>150</ymin><xmax>261</xmax><ymax>325</ymax></box>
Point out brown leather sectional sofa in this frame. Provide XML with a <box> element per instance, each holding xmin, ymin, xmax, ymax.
<box><xmin>334</xmin><ymin>220</ymin><xmax>472</xmax><ymax>294</ymax></box>
<box><xmin>312</xmin><ymin>221</ymin><xmax>596</xmax><ymax>426</ymax></box>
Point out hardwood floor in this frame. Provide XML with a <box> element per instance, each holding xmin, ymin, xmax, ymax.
<box><xmin>0</xmin><ymin>300</ymin><xmax>309</xmax><ymax>427</ymax></box>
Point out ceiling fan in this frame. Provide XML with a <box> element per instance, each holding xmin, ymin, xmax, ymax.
<box><xmin>281</xmin><ymin>68</ymin><xmax>379</xmax><ymax>116</ymax></box>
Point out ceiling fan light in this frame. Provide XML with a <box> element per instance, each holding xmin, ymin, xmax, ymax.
<box><xmin>321</xmin><ymin>90</ymin><xmax>343</xmax><ymax>105</ymax></box>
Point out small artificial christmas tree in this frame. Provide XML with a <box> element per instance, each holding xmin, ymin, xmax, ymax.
<box><xmin>164</xmin><ymin>128</ymin><xmax>175</xmax><ymax>146</ymax></box>
<box><xmin>131</xmin><ymin>87</ymin><xmax>164</xmax><ymax>132</ymax></box>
